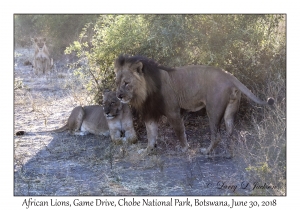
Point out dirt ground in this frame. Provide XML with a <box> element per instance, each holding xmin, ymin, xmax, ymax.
<box><xmin>14</xmin><ymin>48</ymin><xmax>255</xmax><ymax>196</ymax></box>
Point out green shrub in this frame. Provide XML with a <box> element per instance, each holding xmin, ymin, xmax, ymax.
<box><xmin>66</xmin><ymin>14</ymin><xmax>285</xmax><ymax>101</ymax></box>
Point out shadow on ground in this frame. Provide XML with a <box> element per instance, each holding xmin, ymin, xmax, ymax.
<box><xmin>14</xmin><ymin>129</ymin><xmax>251</xmax><ymax>196</ymax></box>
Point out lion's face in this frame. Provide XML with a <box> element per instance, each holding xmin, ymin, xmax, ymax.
<box><xmin>115</xmin><ymin>62</ymin><xmax>147</xmax><ymax>106</ymax></box>
<box><xmin>102</xmin><ymin>91</ymin><xmax>123</xmax><ymax>120</ymax></box>
<box><xmin>115</xmin><ymin>69</ymin><xmax>135</xmax><ymax>104</ymax></box>
<box><xmin>34</xmin><ymin>37</ymin><xmax>46</xmax><ymax>51</ymax></box>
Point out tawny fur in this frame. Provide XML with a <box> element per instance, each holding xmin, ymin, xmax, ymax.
<box><xmin>115</xmin><ymin>55</ymin><xmax>274</xmax><ymax>157</ymax></box>
<box><xmin>18</xmin><ymin>91</ymin><xmax>137</xmax><ymax>145</ymax></box>
<box><xmin>103</xmin><ymin>90</ymin><xmax>137</xmax><ymax>144</ymax></box>
<box><xmin>39</xmin><ymin>105</ymin><xmax>110</xmax><ymax>136</ymax></box>
<box><xmin>32</xmin><ymin>37</ymin><xmax>53</xmax><ymax>75</ymax></box>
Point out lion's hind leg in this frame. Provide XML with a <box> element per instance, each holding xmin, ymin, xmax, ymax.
<box><xmin>200</xmin><ymin>119</ymin><xmax>222</xmax><ymax>157</ymax></box>
<box><xmin>68</xmin><ymin>106</ymin><xmax>85</xmax><ymax>135</ymax></box>
<box><xmin>201</xmin><ymin>96</ymin><xmax>227</xmax><ymax>157</ymax></box>
<box><xmin>166</xmin><ymin>111</ymin><xmax>189</xmax><ymax>152</ymax></box>
<box><xmin>223</xmin><ymin>88</ymin><xmax>241</xmax><ymax>158</ymax></box>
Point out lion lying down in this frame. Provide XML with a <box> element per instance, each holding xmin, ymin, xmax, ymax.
<box><xmin>17</xmin><ymin>91</ymin><xmax>137</xmax><ymax>145</ymax></box>
<box><xmin>115</xmin><ymin>55</ymin><xmax>274</xmax><ymax>157</ymax></box>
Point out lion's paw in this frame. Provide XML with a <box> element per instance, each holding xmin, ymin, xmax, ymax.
<box><xmin>181</xmin><ymin>144</ymin><xmax>189</xmax><ymax>153</ymax></box>
<box><xmin>122</xmin><ymin>137</ymin><xmax>128</xmax><ymax>143</ymax></box>
<box><xmin>138</xmin><ymin>148</ymin><xmax>147</xmax><ymax>155</ymax></box>
<box><xmin>200</xmin><ymin>148</ymin><xmax>208</xmax><ymax>155</ymax></box>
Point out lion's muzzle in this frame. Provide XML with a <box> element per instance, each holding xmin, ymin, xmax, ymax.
<box><xmin>105</xmin><ymin>114</ymin><xmax>115</xmax><ymax>120</ymax></box>
<box><xmin>117</xmin><ymin>93</ymin><xmax>124</xmax><ymax>101</ymax></box>
<box><xmin>116</xmin><ymin>92</ymin><xmax>130</xmax><ymax>103</ymax></box>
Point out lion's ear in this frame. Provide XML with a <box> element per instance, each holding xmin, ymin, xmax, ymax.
<box><xmin>131</xmin><ymin>61</ymin><xmax>143</xmax><ymax>74</ymax></box>
<box><xmin>102</xmin><ymin>89</ymin><xmax>110</xmax><ymax>97</ymax></box>
<box><xmin>103</xmin><ymin>89</ymin><xmax>110</xmax><ymax>92</ymax></box>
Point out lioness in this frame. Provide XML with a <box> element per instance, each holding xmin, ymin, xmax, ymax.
<box><xmin>103</xmin><ymin>90</ymin><xmax>137</xmax><ymax>144</ymax></box>
<box><xmin>45</xmin><ymin>105</ymin><xmax>110</xmax><ymax>136</ymax></box>
<box><xmin>115</xmin><ymin>55</ymin><xmax>274</xmax><ymax>157</ymax></box>
<box><xmin>16</xmin><ymin>105</ymin><xmax>109</xmax><ymax>136</ymax></box>
<box><xmin>32</xmin><ymin>37</ymin><xmax>53</xmax><ymax>75</ymax></box>
<box><xmin>16</xmin><ymin>91</ymin><xmax>137</xmax><ymax>145</ymax></box>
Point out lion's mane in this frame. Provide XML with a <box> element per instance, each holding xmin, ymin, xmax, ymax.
<box><xmin>115</xmin><ymin>55</ymin><xmax>174</xmax><ymax>121</ymax></box>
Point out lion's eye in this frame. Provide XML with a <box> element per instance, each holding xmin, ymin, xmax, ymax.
<box><xmin>124</xmin><ymin>82</ymin><xmax>129</xmax><ymax>86</ymax></box>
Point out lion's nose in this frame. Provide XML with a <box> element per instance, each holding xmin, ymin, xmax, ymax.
<box><xmin>118</xmin><ymin>94</ymin><xmax>124</xmax><ymax>100</ymax></box>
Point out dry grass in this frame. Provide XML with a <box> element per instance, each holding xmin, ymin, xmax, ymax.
<box><xmin>234</xmin><ymin>76</ymin><xmax>286</xmax><ymax>196</ymax></box>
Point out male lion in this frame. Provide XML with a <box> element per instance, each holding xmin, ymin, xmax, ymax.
<box><xmin>115</xmin><ymin>55</ymin><xmax>274</xmax><ymax>157</ymax></box>
<box><xmin>16</xmin><ymin>91</ymin><xmax>137</xmax><ymax>145</ymax></box>
<box><xmin>32</xmin><ymin>37</ymin><xmax>53</xmax><ymax>75</ymax></box>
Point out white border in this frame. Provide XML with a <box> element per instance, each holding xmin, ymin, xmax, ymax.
<box><xmin>3</xmin><ymin>0</ymin><xmax>297</xmax><ymax>209</ymax></box>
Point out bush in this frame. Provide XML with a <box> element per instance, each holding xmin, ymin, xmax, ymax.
<box><xmin>66</xmin><ymin>14</ymin><xmax>286</xmax><ymax>195</ymax></box>
<box><xmin>66</xmin><ymin>14</ymin><xmax>285</xmax><ymax>99</ymax></box>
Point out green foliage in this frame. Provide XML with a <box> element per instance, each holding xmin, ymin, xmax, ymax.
<box><xmin>246</xmin><ymin>162</ymin><xmax>271</xmax><ymax>174</ymax></box>
<box><xmin>66</xmin><ymin>14</ymin><xmax>285</xmax><ymax>102</ymax></box>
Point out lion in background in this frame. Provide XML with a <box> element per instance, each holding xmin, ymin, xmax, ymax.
<box><xmin>115</xmin><ymin>55</ymin><xmax>274</xmax><ymax>157</ymax></box>
<box><xmin>32</xmin><ymin>37</ymin><xmax>53</xmax><ymax>75</ymax></box>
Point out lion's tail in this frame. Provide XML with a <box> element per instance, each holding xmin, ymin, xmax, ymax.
<box><xmin>15</xmin><ymin>124</ymin><xmax>68</xmax><ymax>136</ymax></box>
<box><xmin>46</xmin><ymin>124</ymin><xmax>68</xmax><ymax>133</ymax></box>
<box><xmin>34</xmin><ymin>124</ymin><xmax>68</xmax><ymax>134</ymax></box>
<box><xmin>231</xmin><ymin>76</ymin><xmax>274</xmax><ymax>105</ymax></box>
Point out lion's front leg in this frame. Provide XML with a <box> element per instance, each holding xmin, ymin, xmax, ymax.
<box><xmin>145</xmin><ymin>120</ymin><xmax>158</xmax><ymax>153</ymax></box>
<box><xmin>45</xmin><ymin>57</ymin><xmax>52</xmax><ymax>75</ymax></box>
<box><xmin>33</xmin><ymin>59</ymin><xmax>40</xmax><ymax>75</ymax></box>
<box><xmin>122</xmin><ymin>115</ymin><xmax>137</xmax><ymax>144</ymax></box>
<box><xmin>125</xmin><ymin>129</ymin><xmax>137</xmax><ymax>144</ymax></box>
<box><xmin>110</xmin><ymin>129</ymin><xmax>124</xmax><ymax>145</ymax></box>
